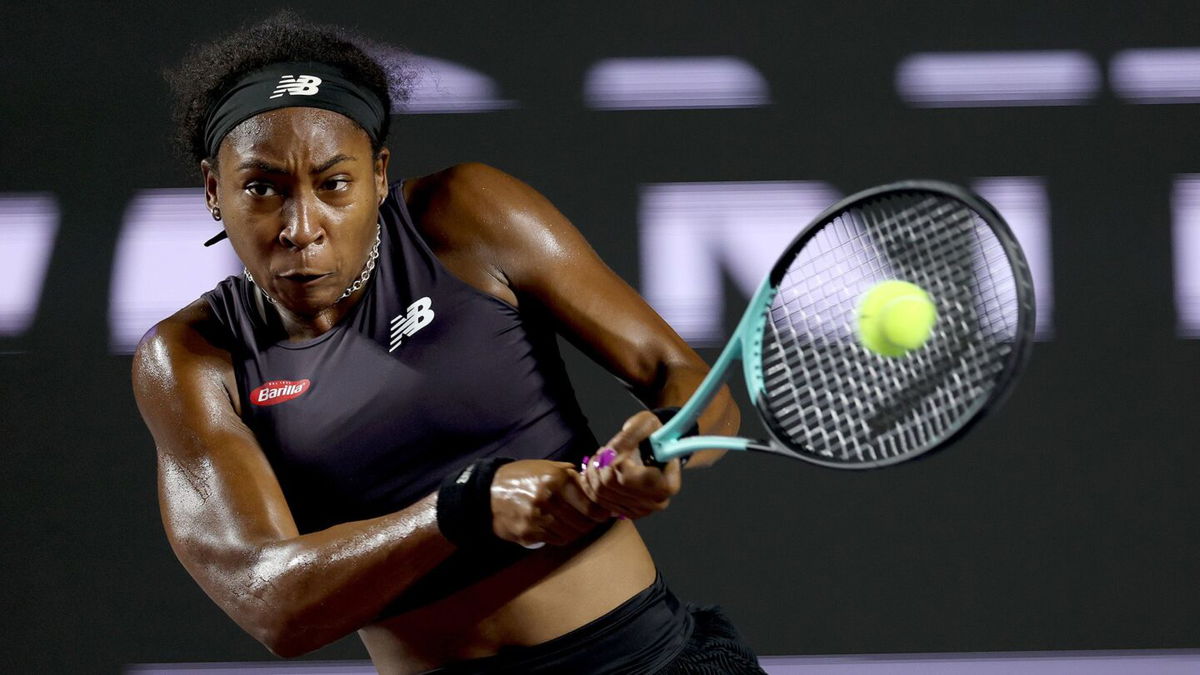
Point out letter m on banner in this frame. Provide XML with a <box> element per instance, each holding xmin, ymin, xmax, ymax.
<box><xmin>638</xmin><ymin>181</ymin><xmax>841</xmax><ymax>346</ymax></box>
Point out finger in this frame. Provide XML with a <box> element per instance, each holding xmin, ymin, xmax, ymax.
<box><xmin>560</xmin><ymin>474</ymin><xmax>613</xmax><ymax>522</ymax></box>
<box><xmin>539</xmin><ymin>499</ymin><xmax>599</xmax><ymax>543</ymax></box>
<box><xmin>610</xmin><ymin>461</ymin><xmax>677</xmax><ymax>501</ymax></box>
<box><xmin>589</xmin><ymin>471</ymin><xmax>660</xmax><ymax>517</ymax></box>
<box><xmin>606</xmin><ymin>463</ymin><xmax>680</xmax><ymax>515</ymax></box>
<box><xmin>603</xmin><ymin>411</ymin><xmax>662</xmax><ymax>453</ymax></box>
<box><xmin>546</xmin><ymin>484</ymin><xmax>604</xmax><ymax>531</ymax></box>
<box><xmin>581</xmin><ymin>456</ymin><xmax>603</xmax><ymax>501</ymax></box>
<box><xmin>583</xmin><ymin>450</ymin><xmax>670</xmax><ymax>516</ymax></box>
<box><xmin>661</xmin><ymin>457</ymin><xmax>683</xmax><ymax>494</ymax></box>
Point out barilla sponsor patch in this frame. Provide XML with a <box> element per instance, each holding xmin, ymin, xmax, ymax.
<box><xmin>250</xmin><ymin>379</ymin><xmax>311</xmax><ymax>406</ymax></box>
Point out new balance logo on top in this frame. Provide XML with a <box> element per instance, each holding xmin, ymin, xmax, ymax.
<box><xmin>390</xmin><ymin>297</ymin><xmax>435</xmax><ymax>352</ymax></box>
<box><xmin>270</xmin><ymin>75</ymin><xmax>323</xmax><ymax>99</ymax></box>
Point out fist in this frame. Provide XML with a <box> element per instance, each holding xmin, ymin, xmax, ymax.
<box><xmin>490</xmin><ymin>459</ymin><xmax>610</xmax><ymax>547</ymax></box>
<box><xmin>580</xmin><ymin>411</ymin><xmax>682</xmax><ymax>520</ymax></box>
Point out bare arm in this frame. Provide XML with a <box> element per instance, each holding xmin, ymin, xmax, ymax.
<box><xmin>403</xmin><ymin>163</ymin><xmax>741</xmax><ymax>524</ymax></box>
<box><xmin>408</xmin><ymin>163</ymin><xmax>740</xmax><ymax>468</ymax></box>
<box><xmin>133</xmin><ymin>303</ymin><xmax>455</xmax><ymax>657</ymax></box>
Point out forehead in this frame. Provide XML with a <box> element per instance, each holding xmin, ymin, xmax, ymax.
<box><xmin>218</xmin><ymin>107</ymin><xmax>372</xmax><ymax>167</ymax></box>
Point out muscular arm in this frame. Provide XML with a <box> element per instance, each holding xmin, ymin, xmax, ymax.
<box><xmin>133</xmin><ymin>303</ymin><xmax>455</xmax><ymax>657</ymax></box>
<box><xmin>407</xmin><ymin>163</ymin><xmax>739</xmax><ymax>467</ymax></box>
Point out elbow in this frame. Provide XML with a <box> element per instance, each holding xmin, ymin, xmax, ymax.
<box><xmin>238</xmin><ymin>609</ymin><xmax>302</xmax><ymax>658</ymax></box>
<box><xmin>182</xmin><ymin>542</ymin><xmax>336</xmax><ymax>659</ymax></box>
<box><xmin>262</xmin><ymin>635</ymin><xmax>312</xmax><ymax>660</ymax></box>
<box><xmin>225</xmin><ymin>575</ymin><xmax>324</xmax><ymax>658</ymax></box>
<box><xmin>256</xmin><ymin>614</ymin><xmax>322</xmax><ymax>659</ymax></box>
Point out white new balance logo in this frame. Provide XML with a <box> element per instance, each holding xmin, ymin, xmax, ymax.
<box><xmin>269</xmin><ymin>75</ymin><xmax>323</xmax><ymax>99</ymax></box>
<box><xmin>390</xmin><ymin>297</ymin><xmax>435</xmax><ymax>352</ymax></box>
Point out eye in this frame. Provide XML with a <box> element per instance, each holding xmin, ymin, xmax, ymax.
<box><xmin>244</xmin><ymin>182</ymin><xmax>277</xmax><ymax>197</ymax></box>
<box><xmin>323</xmin><ymin>177</ymin><xmax>351</xmax><ymax>191</ymax></box>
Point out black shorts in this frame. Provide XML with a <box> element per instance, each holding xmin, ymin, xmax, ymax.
<box><xmin>419</xmin><ymin>573</ymin><xmax>765</xmax><ymax>674</ymax></box>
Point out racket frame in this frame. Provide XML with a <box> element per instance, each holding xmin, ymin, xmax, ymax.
<box><xmin>644</xmin><ymin>180</ymin><xmax>1035</xmax><ymax>468</ymax></box>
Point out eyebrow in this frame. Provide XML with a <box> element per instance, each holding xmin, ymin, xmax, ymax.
<box><xmin>235</xmin><ymin>154</ymin><xmax>357</xmax><ymax>175</ymax></box>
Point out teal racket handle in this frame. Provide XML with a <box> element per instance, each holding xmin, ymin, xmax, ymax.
<box><xmin>640</xmin><ymin>407</ymin><xmax>699</xmax><ymax>469</ymax></box>
<box><xmin>639</xmin><ymin>436</ymin><xmax>668</xmax><ymax>469</ymax></box>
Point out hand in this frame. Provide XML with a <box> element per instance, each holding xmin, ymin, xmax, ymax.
<box><xmin>490</xmin><ymin>459</ymin><xmax>611</xmax><ymax>547</ymax></box>
<box><xmin>580</xmin><ymin>411</ymin><xmax>682</xmax><ymax>520</ymax></box>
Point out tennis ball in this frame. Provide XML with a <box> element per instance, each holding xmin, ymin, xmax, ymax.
<box><xmin>856</xmin><ymin>280</ymin><xmax>937</xmax><ymax>357</ymax></box>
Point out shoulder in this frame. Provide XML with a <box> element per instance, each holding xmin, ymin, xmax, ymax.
<box><xmin>403</xmin><ymin>163</ymin><xmax>585</xmax><ymax>277</ymax></box>
<box><xmin>404</xmin><ymin>162</ymin><xmax>541</xmax><ymax>218</ymax></box>
<box><xmin>132</xmin><ymin>300</ymin><xmax>237</xmax><ymax>410</ymax></box>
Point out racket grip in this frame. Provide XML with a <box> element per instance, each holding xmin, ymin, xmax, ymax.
<box><xmin>639</xmin><ymin>437</ymin><xmax>668</xmax><ymax>470</ymax></box>
<box><xmin>640</xmin><ymin>407</ymin><xmax>700</xmax><ymax>469</ymax></box>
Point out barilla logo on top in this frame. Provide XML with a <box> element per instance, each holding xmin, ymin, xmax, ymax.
<box><xmin>250</xmin><ymin>379</ymin><xmax>312</xmax><ymax>406</ymax></box>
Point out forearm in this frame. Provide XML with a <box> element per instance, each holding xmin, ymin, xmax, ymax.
<box><xmin>203</xmin><ymin>493</ymin><xmax>453</xmax><ymax>657</ymax></box>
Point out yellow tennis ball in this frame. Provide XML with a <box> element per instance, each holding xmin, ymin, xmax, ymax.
<box><xmin>856</xmin><ymin>280</ymin><xmax>937</xmax><ymax>357</ymax></box>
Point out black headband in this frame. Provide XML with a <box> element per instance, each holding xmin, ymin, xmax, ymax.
<box><xmin>201</xmin><ymin>61</ymin><xmax>387</xmax><ymax>246</ymax></box>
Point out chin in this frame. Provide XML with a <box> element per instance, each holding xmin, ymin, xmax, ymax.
<box><xmin>275</xmin><ymin>289</ymin><xmax>340</xmax><ymax>316</ymax></box>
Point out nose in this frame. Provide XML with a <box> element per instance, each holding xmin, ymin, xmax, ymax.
<box><xmin>279</xmin><ymin>194</ymin><xmax>326</xmax><ymax>250</ymax></box>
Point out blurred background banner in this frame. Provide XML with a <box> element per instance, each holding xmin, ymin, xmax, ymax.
<box><xmin>3</xmin><ymin>1</ymin><xmax>1200</xmax><ymax>672</ymax></box>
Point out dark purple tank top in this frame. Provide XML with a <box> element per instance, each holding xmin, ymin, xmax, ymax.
<box><xmin>202</xmin><ymin>180</ymin><xmax>597</xmax><ymax>536</ymax></box>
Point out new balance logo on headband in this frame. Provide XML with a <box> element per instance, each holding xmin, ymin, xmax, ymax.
<box><xmin>270</xmin><ymin>75</ymin><xmax>323</xmax><ymax>99</ymax></box>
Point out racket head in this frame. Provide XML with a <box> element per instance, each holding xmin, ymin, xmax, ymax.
<box><xmin>745</xmin><ymin>180</ymin><xmax>1035</xmax><ymax>469</ymax></box>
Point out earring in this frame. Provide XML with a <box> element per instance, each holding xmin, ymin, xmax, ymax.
<box><xmin>211</xmin><ymin>206</ymin><xmax>222</xmax><ymax>221</ymax></box>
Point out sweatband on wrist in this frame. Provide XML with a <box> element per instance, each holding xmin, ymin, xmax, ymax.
<box><xmin>436</xmin><ymin>457</ymin><xmax>513</xmax><ymax>549</ymax></box>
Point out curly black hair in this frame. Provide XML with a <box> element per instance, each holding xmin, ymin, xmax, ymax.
<box><xmin>165</xmin><ymin>10</ymin><xmax>405</xmax><ymax>171</ymax></box>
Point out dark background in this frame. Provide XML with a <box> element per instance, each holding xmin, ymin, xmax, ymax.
<box><xmin>3</xmin><ymin>1</ymin><xmax>1200</xmax><ymax>672</ymax></box>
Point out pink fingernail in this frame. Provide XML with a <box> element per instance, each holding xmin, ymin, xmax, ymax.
<box><xmin>580</xmin><ymin>455</ymin><xmax>591</xmax><ymax>472</ymax></box>
<box><xmin>597</xmin><ymin>447</ymin><xmax>617</xmax><ymax>468</ymax></box>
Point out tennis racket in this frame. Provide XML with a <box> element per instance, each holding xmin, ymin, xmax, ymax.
<box><xmin>642</xmin><ymin>180</ymin><xmax>1035</xmax><ymax>469</ymax></box>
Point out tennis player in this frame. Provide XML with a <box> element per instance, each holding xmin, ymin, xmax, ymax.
<box><xmin>133</xmin><ymin>12</ymin><xmax>765</xmax><ymax>674</ymax></box>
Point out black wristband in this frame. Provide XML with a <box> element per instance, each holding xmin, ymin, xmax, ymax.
<box><xmin>436</xmin><ymin>457</ymin><xmax>514</xmax><ymax>549</ymax></box>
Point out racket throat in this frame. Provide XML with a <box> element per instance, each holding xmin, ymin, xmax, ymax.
<box><xmin>647</xmin><ymin>281</ymin><xmax>778</xmax><ymax>463</ymax></box>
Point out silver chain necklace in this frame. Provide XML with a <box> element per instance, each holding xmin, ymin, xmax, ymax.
<box><xmin>244</xmin><ymin>222</ymin><xmax>382</xmax><ymax>306</ymax></box>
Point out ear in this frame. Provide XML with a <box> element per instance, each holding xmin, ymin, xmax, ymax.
<box><xmin>200</xmin><ymin>158</ymin><xmax>219</xmax><ymax>211</ymax></box>
<box><xmin>373</xmin><ymin>147</ymin><xmax>391</xmax><ymax>204</ymax></box>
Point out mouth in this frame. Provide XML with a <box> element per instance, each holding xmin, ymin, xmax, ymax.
<box><xmin>279</xmin><ymin>272</ymin><xmax>331</xmax><ymax>285</ymax></box>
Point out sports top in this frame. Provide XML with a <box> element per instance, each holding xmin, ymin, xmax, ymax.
<box><xmin>202</xmin><ymin>180</ymin><xmax>599</xmax><ymax>537</ymax></box>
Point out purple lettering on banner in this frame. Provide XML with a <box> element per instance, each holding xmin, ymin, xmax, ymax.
<box><xmin>972</xmin><ymin>177</ymin><xmax>1054</xmax><ymax>338</ymax></box>
<box><xmin>0</xmin><ymin>193</ymin><xmax>58</xmax><ymax>337</ymax></box>
<box><xmin>1111</xmin><ymin>49</ymin><xmax>1200</xmax><ymax>104</ymax></box>
<box><xmin>1173</xmin><ymin>176</ymin><xmax>1200</xmax><ymax>337</ymax></box>
<box><xmin>584</xmin><ymin>57</ymin><xmax>770</xmax><ymax>110</ymax></box>
<box><xmin>108</xmin><ymin>188</ymin><xmax>242</xmax><ymax>353</ymax></box>
<box><xmin>638</xmin><ymin>181</ymin><xmax>841</xmax><ymax>345</ymax></box>
<box><xmin>895</xmin><ymin>51</ymin><xmax>1100</xmax><ymax>107</ymax></box>
<box><xmin>367</xmin><ymin>48</ymin><xmax>515</xmax><ymax>113</ymax></box>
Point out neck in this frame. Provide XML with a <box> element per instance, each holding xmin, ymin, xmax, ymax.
<box><xmin>275</xmin><ymin>290</ymin><xmax>367</xmax><ymax>341</ymax></box>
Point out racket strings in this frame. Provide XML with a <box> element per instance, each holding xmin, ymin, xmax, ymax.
<box><xmin>758</xmin><ymin>192</ymin><xmax>1026</xmax><ymax>466</ymax></box>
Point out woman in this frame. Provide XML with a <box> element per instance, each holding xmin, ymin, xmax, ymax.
<box><xmin>133</xmin><ymin>12</ymin><xmax>763</xmax><ymax>674</ymax></box>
